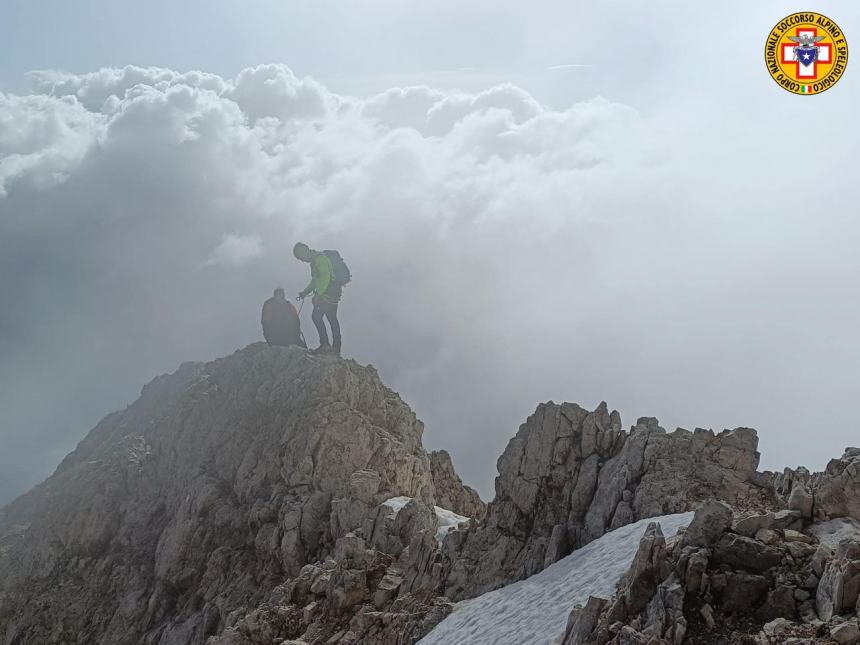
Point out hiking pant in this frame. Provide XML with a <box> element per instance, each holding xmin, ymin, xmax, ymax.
<box><xmin>312</xmin><ymin>299</ymin><xmax>341</xmax><ymax>351</ymax></box>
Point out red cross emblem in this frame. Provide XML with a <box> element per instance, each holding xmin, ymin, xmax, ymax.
<box><xmin>780</xmin><ymin>27</ymin><xmax>833</xmax><ymax>80</ymax></box>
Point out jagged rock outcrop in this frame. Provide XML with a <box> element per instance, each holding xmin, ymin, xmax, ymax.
<box><xmin>435</xmin><ymin>403</ymin><xmax>774</xmax><ymax>600</ymax></box>
<box><xmin>209</xmin><ymin>527</ymin><xmax>456</xmax><ymax>645</ymax></box>
<box><xmin>816</xmin><ymin>449</ymin><xmax>860</xmax><ymax>522</ymax></box>
<box><xmin>0</xmin><ymin>344</ymin><xmax>479</xmax><ymax>645</ymax></box>
<box><xmin>8</xmin><ymin>340</ymin><xmax>860</xmax><ymax>645</ymax></box>
<box><xmin>561</xmin><ymin>498</ymin><xmax>860</xmax><ymax>645</ymax></box>
<box><xmin>428</xmin><ymin>450</ymin><xmax>485</xmax><ymax>519</ymax></box>
<box><xmin>776</xmin><ymin>449</ymin><xmax>860</xmax><ymax>528</ymax></box>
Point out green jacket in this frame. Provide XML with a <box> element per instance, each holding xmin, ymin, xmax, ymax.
<box><xmin>304</xmin><ymin>253</ymin><xmax>340</xmax><ymax>303</ymax></box>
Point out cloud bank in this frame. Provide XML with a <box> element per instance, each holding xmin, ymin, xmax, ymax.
<box><xmin>2</xmin><ymin>63</ymin><xmax>859</xmax><ymax>505</ymax></box>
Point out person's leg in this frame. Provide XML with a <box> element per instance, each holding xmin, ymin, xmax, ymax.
<box><xmin>312</xmin><ymin>303</ymin><xmax>330</xmax><ymax>347</ymax></box>
<box><xmin>325</xmin><ymin>303</ymin><xmax>341</xmax><ymax>354</ymax></box>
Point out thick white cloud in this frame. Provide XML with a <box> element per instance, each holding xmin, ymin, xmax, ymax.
<box><xmin>205</xmin><ymin>233</ymin><xmax>264</xmax><ymax>267</ymax></box>
<box><xmin>0</xmin><ymin>93</ymin><xmax>101</xmax><ymax>195</ymax></box>
<box><xmin>226</xmin><ymin>65</ymin><xmax>336</xmax><ymax>122</ymax></box>
<box><xmin>28</xmin><ymin>66</ymin><xmax>229</xmax><ymax>111</ymax></box>
<box><xmin>1</xmin><ymin>61</ymin><xmax>860</xmax><ymax>507</ymax></box>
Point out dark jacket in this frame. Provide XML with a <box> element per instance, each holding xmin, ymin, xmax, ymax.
<box><xmin>262</xmin><ymin>297</ymin><xmax>305</xmax><ymax>347</ymax></box>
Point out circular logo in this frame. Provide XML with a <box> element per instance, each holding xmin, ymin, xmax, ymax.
<box><xmin>765</xmin><ymin>12</ymin><xmax>848</xmax><ymax>95</ymax></box>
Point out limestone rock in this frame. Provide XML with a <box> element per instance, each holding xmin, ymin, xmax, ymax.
<box><xmin>763</xmin><ymin>617</ymin><xmax>794</xmax><ymax>639</ymax></box>
<box><xmin>557</xmin><ymin>496</ymin><xmax>829</xmax><ymax>645</ymax></box>
<box><xmin>700</xmin><ymin>603</ymin><xmax>716</xmax><ymax>629</ymax></box>
<box><xmin>607</xmin><ymin>522</ymin><xmax>670</xmax><ymax>620</ymax></box>
<box><xmin>562</xmin><ymin>596</ymin><xmax>607</xmax><ymax>645</ymax></box>
<box><xmin>719</xmin><ymin>572</ymin><xmax>770</xmax><ymax>614</ymax></box>
<box><xmin>327</xmin><ymin>568</ymin><xmax>367</xmax><ymax>612</ymax></box>
<box><xmin>816</xmin><ymin>554</ymin><xmax>860</xmax><ymax>621</ymax></box>
<box><xmin>0</xmin><ymin>345</ymin><xmax>459</xmax><ymax>645</ymax></box>
<box><xmin>371</xmin><ymin>568</ymin><xmax>403</xmax><ymax>609</ymax></box>
<box><xmin>783</xmin><ymin>529</ymin><xmax>814</xmax><ymax>544</ymax></box>
<box><xmin>832</xmin><ymin>619</ymin><xmax>860</xmax><ymax>644</ymax></box>
<box><xmin>713</xmin><ymin>533</ymin><xmax>783</xmax><ymax>573</ymax></box>
<box><xmin>756</xmin><ymin>528</ymin><xmax>781</xmax><ymax>546</ymax></box>
<box><xmin>772</xmin><ymin>509</ymin><xmax>804</xmax><ymax>531</ymax></box>
<box><xmin>788</xmin><ymin>483</ymin><xmax>814</xmax><ymax>520</ymax></box>
<box><xmin>816</xmin><ymin>449</ymin><xmax>860</xmax><ymax>522</ymax></box>
<box><xmin>681</xmin><ymin>499</ymin><xmax>733</xmax><ymax>547</ymax></box>
<box><xmin>641</xmin><ymin>576</ymin><xmax>686</xmax><ymax>643</ymax></box>
<box><xmin>428</xmin><ymin>450</ymin><xmax>486</xmax><ymax>519</ymax></box>
<box><xmin>544</xmin><ymin>523</ymin><xmax>571</xmax><ymax>568</ymax></box>
<box><xmin>7</xmin><ymin>342</ymin><xmax>860</xmax><ymax>645</ymax></box>
<box><xmin>734</xmin><ymin>511</ymin><xmax>775</xmax><ymax>537</ymax></box>
<box><xmin>444</xmin><ymin>404</ymin><xmax>766</xmax><ymax>600</ymax></box>
<box><xmin>756</xmin><ymin>585</ymin><xmax>796</xmax><ymax>621</ymax></box>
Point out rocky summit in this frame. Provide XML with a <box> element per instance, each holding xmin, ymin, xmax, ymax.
<box><xmin>0</xmin><ymin>344</ymin><xmax>480</xmax><ymax>645</ymax></box>
<box><xmin>3</xmin><ymin>343</ymin><xmax>860</xmax><ymax>645</ymax></box>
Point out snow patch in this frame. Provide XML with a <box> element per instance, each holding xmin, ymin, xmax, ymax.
<box><xmin>381</xmin><ymin>496</ymin><xmax>412</xmax><ymax>513</ymax></box>
<box><xmin>809</xmin><ymin>517</ymin><xmax>860</xmax><ymax>548</ymax></box>
<box><xmin>380</xmin><ymin>497</ymin><xmax>471</xmax><ymax>543</ymax></box>
<box><xmin>418</xmin><ymin>512</ymin><xmax>694</xmax><ymax>645</ymax></box>
<box><xmin>434</xmin><ymin>506</ymin><xmax>470</xmax><ymax>542</ymax></box>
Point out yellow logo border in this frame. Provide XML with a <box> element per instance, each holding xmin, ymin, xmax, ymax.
<box><xmin>764</xmin><ymin>12</ymin><xmax>848</xmax><ymax>95</ymax></box>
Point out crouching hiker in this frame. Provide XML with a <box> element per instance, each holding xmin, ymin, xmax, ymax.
<box><xmin>261</xmin><ymin>287</ymin><xmax>306</xmax><ymax>348</ymax></box>
<box><xmin>293</xmin><ymin>242</ymin><xmax>351</xmax><ymax>355</ymax></box>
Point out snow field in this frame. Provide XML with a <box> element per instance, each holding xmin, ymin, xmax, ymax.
<box><xmin>381</xmin><ymin>496</ymin><xmax>471</xmax><ymax>543</ymax></box>
<box><xmin>418</xmin><ymin>512</ymin><xmax>694</xmax><ymax>645</ymax></box>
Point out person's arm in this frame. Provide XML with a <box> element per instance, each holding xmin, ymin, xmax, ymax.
<box><xmin>299</xmin><ymin>268</ymin><xmax>315</xmax><ymax>298</ymax></box>
<box><xmin>261</xmin><ymin>300</ymin><xmax>271</xmax><ymax>326</ymax></box>
<box><xmin>299</xmin><ymin>279</ymin><xmax>314</xmax><ymax>298</ymax></box>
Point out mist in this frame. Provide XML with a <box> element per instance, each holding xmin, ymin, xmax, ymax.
<box><xmin>2</xmin><ymin>3</ymin><xmax>860</xmax><ymax>506</ymax></box>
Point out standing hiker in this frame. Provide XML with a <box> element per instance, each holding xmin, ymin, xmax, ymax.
<box><xmin>293</xmin><ymin>242</ymin><xmax>351</xmax><ymax>355</ymax></box>
<box><xmin>261</xmin><ymin>287</ymin><xmax>306</xmax><ymax>348</ymax></box>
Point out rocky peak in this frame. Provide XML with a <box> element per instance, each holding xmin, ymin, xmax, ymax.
<box><xmin>561</xmin><ymin>496</ymin><xmax>860</xmax><ymax>645</ymax></box>
<box><xmin>435</xmin><ymin>402</ymin><xmax>772</xmax><ymax>601</ymax></box>
<box><xmin>427</xmin><ymin>450</ymin><xmax>485</xmax><ymax>520</ymax></box>
<box><xmin>775</xmin><ymin>447</ymin><xmax>860</xmax><ymax>524</ymax></box>
<box><xmin>0</xmin><ymin>343</ymin><xmax>480</xmax><ymax>645</ymax></box>
<box><xmin>6</xmin><ymin>343</ymin><xmax>860</xmax><ymax>645</ymax></box>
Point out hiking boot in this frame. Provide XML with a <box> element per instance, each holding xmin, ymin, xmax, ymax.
<box><xmin>311</xmin><ymin>345</ymin><xmax>332</xmax><ymax>354</ymax></box>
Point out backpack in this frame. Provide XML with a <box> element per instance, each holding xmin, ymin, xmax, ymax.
<box><xmin>322</xmin><ymin>250</ymin><xmax>352</xmax><ymax>287</ymax></box>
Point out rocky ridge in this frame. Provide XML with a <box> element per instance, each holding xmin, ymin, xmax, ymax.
<box><xmin>0</xmin><ymin>344</ymin><xmax>480</xmax><ymax>645</ymax></box>
<box><xmin>3</xmin><ymin>343</ymin><xmax>860</xmax><ymax>644</ymax></box>
<box><xmin>413</xmin><ymin>404</ymin><xmax>774</xmax><ymax>602</ymax></box>
<box><xmin>563</xmin><ymin>462</ymin><xmax>860</xmax><ymax>645</ymax></box>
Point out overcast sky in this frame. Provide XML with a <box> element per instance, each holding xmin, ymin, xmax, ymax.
<box><xmin>2</xmin><ymin>2</ymin><xmax>860</xmax><ymax>505</ymax></box>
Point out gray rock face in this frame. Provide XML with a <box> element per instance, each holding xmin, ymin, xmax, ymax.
<box><xmin>832</xmin><ymin>619</ymin><xmax>860</xmax><ymax>644</ymax></box>
<box><xmin>441</xmin><ymin>404</ymin><xmax>768</xmax><ymax>600</ymax></box>
<box><xmin>734</xmin><ymin>511</ymin><xmax>776</xmax><ymax>536</ymax></box>
<box><xmin>559</xmin><ymin>501</ymin><xmax>826</xmax><ymax>645</ymax></box>
<box><xmin>789</xmin><ymin>483</ymin><xmax>815</xmax><ymax>520</ymax></box>
<box><xmin>777</xmin><ymin>450</ymin><xmax>860</xmax><ymax>526</ymax></box>
<box><xmin>713</xmin><ymin>533</ymin><xmax>783</xmax><ymax>573</ymax></box>
<box><xmin>0</xmin><ymin>344</ymin><xmax>479</xmax><ymax>645</ymax></box>
<box><xmin>9</xmin><ymin>341</ymin><xmax>860</xmax><ymax>645</ymax></box>
<box><xmin>816</xmin><ymin>449</ymin><xmax>860</xmax><ymax>522</ymax></box>
<box><xmin>606</xmin><ymin>522</ymin><xmax>670</xmax><ymax>621</ymax></box>
<box><xmin>681</xmin><ymin>499</ymin><xmax>733</xmax><ymax>547</ymax></box>
<box><xmin>816</xmin><ymin>548</ymin><xmax>860</xmax><ymax>622</ymax></box>
<box><xmin>428</xmin><ymin>451</ymin><xmax>486</xmax><ymax>519</ymax></box>
<box><xmin>562</xmin><ymin>596</ymin><xmax>608</xmax><ymax>645</ymax></box>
